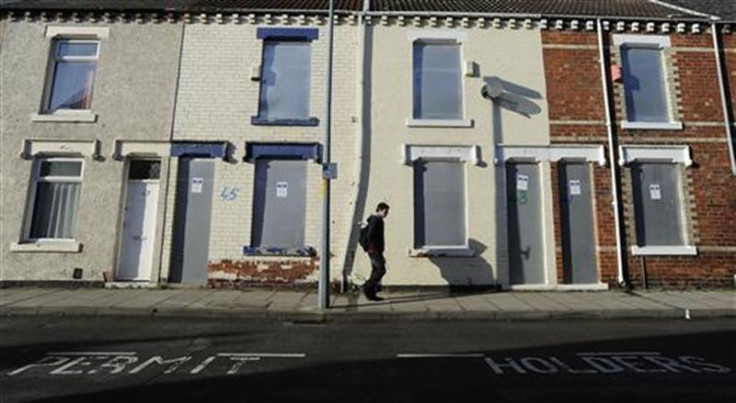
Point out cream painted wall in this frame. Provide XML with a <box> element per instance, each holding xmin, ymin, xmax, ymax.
<box><xmin>354</xmin><ymin>22</ymin><xmax>552</xmax><ymax>287</ymax></box>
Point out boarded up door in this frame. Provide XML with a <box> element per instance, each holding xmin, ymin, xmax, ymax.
<box><xmin>560</xmin><ymin>162</ymin><xmax>598</xmax><ymax>284</ymax></box>
<box><xmin>251</xmin><ymin>159</ymin><xmax>307</xmax><ymax>249</ymax></box>
<box><xmin>170</xmin><ymin>158</ymin><xmax>214</xmax><ymax>284</ymax></box>
<box><xmin>506</xmin><ymin>163</ymin><xmax>545</xmax><ymax>285</ymax></box>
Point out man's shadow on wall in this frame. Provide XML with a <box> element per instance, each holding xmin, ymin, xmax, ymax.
<box><xmin>339</xmin><ymin>239</ymin><xmax>496</xmax><ymax>308</ymax></box>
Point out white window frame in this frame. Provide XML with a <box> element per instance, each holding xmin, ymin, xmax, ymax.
<box><xmin>620</xmin><ymin>146</ymin><xmax>696</xmax><ymax>256</ymax></box>
<box><xmin>613</xmin><ymin>35</ymin><xmax>682</xmax><ymax>131</ymax></box>
<box><xmin>32</xmin><ymin>39</ymin><xmax>101</xmax><ymax>123</ymax></box>
<box><xmin>408</xmin><ymin>35</ymin><xmax>472</xmax><ymax>128</ymax></box>
<box><xmin>21</xmin><ymin>158</ymin><xmax>84</xmax><ymax>243</ymax></box>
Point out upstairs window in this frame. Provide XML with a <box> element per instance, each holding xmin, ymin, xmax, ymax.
<box><xmin>45</xmin><ymin>40</ymin><xmax>99</xmax><ymax>113</ymax></box>
<box><xmin>253</xmin><ymin>28</ymin><xmax>318</xmax><ymax>126</ymax></box>
<box><xmin>412</xmin><ymin>42</ymin><xmax>463</xmax><ymax>120</ymax></box>
<box><xmin>258</xmin><ymin>41</ymin><xmax>311</xmax><ymax>121</ymax></box>
<box><xmin>622</xmin><ymin>47</ymin><xmax>668</xmax><ymax>123</ymax></box>
<box><xmin>615</xmin><ymin>35</ymin><xmax>681</xmax><ymax>130</ymax></box>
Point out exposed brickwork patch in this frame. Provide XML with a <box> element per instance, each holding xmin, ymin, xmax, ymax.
<box><xmin>207</xmin><ymin>258</ymin><xmax>319</xmax><ymax>285</ymax></box>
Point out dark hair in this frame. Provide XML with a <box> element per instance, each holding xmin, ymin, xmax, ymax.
<box><xmin>376</xmin><ymin>202</ymin><xmax>390</xmax><ymax>212</ymax></box>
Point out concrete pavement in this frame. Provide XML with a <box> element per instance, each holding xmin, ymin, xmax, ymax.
<box><xmin>0</xmin><ymin>287</ymin><xmax>733</xmax><ymax>321</ymax></box>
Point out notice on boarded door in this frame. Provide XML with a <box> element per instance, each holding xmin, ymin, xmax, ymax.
<box><xmin>516</xmin><ymin>175</ymin><xmax>529</xmax><ymax>191</ymax></box>
<box><xmin>276</xmin><ymin>182</ymin><xmax>288</xmax><ymax>198</ymax></box>
<box><xmin>569</xmin><ymin>179</ymin><xmax>582</xmax><ymax>196</ymax></box>
<box><xmin>649</xmin><ymin>184</ymin><xmax>661</xmax><ymax>200</ymax></box>
<box><xmin>191</xmin><ymin>177</ymin><xmax>204</xmax><ymax>194</ymax></box>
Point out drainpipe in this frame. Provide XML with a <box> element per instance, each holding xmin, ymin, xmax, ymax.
<box><xmin>596</xmin><ymin>19</ymin><xmax>627</xmax><ymax>287</ymax></box>
<box><xmin>340</xmin><ymin>1</ymin><xmax>369</xmax><ymax>293</ymax></box>
<box><xmin>318</xmin><ymin>0</ymin><xmax>336</xmax><ymax>310</ymax></box>
<box><xmin>712</xmin><ymin>22</ymin><xmax>736</xmax><ymax>175</ymax></box>
<box><xmin>157</xmin><ymin>19</ymin><xmax>187</xmax><ymax>284</ymax></box>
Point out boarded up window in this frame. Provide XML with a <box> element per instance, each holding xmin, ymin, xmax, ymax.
<box><xmin>258</xmin><ymin>41</ymin><xmax>311</xmax><ymax>120</ymax></box>
<box><xmin>413</xmin><ymin>160</ymin><xmax>466</xmax><ymax>247</ymax></box>
<box><xmin>251</xmin><ymin>159</ymin><xmax>307</xmax><ymax>248</ymax></box>
<box><xmin>413</xmin><ymin>42</ymin><xmax>463</xmax><ymax>120</ymax></box>
<box><xmin>631</xmin><ymin>163</ymin><xmax>685</xmax><ymax>246</ymax></box>
<box><xmin>621</xmin><ymin>47</ymin><xmax>669</xmax><ymax>123</ymax></box>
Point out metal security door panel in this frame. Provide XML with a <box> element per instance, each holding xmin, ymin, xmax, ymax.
<box><xmin>560</xmin><ymin>163</ymin><xmax>598</xmax><ymax>284</ymax></box>
<box><xmin>414</xmin><ymin>160</ymin><xmax>466</xmax><ymax>247</ymax></box>
<box><xmin>506</xmin><ymin>163</ymin><xmax>545</xmax><ymax>285</ymax></box>
<box><xmin>171</xmin><ymin>158</ymin><xmax>215</xmax><ymax>284</ymax></box>
<box><xmin>632</xmin><ymin>163</ymin><xmax>684</xmax><ymax>246</ymax></box>
<box><xmin>252</xmin><ymin>159</ymin><xmax>307</xmax><ymax>248</ymax></box>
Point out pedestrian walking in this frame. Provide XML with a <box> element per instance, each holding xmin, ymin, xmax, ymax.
<box><xmin>360</xmin><ymin>202</ymin><xmax>390</xmax><ymax>301</ymax></box>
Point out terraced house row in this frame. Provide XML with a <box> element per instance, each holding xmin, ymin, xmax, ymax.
<box><xmin>1</xmin><ymin>0</ymin><xmax>734</xmax><ymax>291</ymax></box>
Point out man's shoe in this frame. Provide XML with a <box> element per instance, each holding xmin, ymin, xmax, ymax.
<box><xmin>367</xmin><ymin>295</ymin><xmax>385</xmax><ymax>302</ymax></box>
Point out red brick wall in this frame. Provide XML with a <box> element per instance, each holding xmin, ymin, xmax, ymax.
<box><xmin>542</xmin><ymin>29</ymin><xmax>736</xmax><ymax>289</ymax></box>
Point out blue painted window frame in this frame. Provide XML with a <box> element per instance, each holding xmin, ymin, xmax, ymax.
<box><xmin>170</xmin><ymin>142</ymin><xmax>229</xmax><ymax>159</ymax></box>
<box><xmin>253</xmin><ymin>28</ymin><xmax>319</xmax><ymax>127</ymax></box>
<box><xmin>244</xmin><ymin>142</ymin><xmax>322</xmax><ymax>163</ymax></box>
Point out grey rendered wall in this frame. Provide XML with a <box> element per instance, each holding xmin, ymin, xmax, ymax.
<box><xmin>0</xmin><ymin>20</ymin><xmax>182</xmax><ymax>281</ymax></box>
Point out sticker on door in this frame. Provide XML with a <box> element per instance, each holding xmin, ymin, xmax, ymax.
<box><xmin>276</xmin><ymin>182</ymin><xmax>288</xmax><ymax>198</ymax></box>
<box><xmin>191</xmin><ymin>177</ymin><xmax>204</xmax><ymax>194</ymax></box>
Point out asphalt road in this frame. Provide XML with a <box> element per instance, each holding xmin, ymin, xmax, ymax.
<box><xmin>1</xmin><ymin>316</ymin><xmax>734</xmax><ymax>402</ymax></box>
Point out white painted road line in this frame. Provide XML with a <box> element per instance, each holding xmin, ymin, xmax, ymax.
<box><xmin>397</xmin><ymin>353</ymin><xmax>485</xmax><ymax>358</ymax></box>
<box><xmin>48</xmin><ymin>352</ymin><xmax>137</xmax><ymax>356</ymax></box>
<box><xmin>577</xmin><ymin>352</ymin><xmax>661</xmax><ymax>356</ymax></box>
<box><xmin>216</xmin><ymin>353</ymin><xmax>306</xmax><ymax>358</ymax></box>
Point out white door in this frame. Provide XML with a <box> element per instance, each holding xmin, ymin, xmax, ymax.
<box><xmin>117</xmin><ymin>181</ymin><xmax>159</xmax><ymax>281</ymax></box>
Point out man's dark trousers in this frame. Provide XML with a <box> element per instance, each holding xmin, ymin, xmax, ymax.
<box><xmin>365</xmin><ymin>252</ymin><xmax>386</xmax><ymax>298</ymax></box>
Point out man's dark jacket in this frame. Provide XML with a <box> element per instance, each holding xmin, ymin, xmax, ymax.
<box><xmin>366</xmin><ymin>215</ymin><xmax>385</xmax><ymax>254</ymax></box>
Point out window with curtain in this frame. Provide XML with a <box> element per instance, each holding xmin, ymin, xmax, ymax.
<box><xmin>258</xmin><ymin>41</ymin><xmax>311</xmax><ymax>121</ymax></box>
<box><xmin>413</xmin><ymin>160</ymin><xmax>467</xmax><ymax>248</ymax></box>
<box><xmin>621</xmin><ymin>46</ymin><xmax>669</xmax><ymax>123</ymax></box>
<box><xmin>27</xmin><ymin>160</ymin><xmax>83</xmax><ymax>240</ymax></box>
<box><xmin>45</xmin><ymin>40</ymin><xmax>99</xmax><ymax>113</ymax></box>
<box><xmin>413</xmin><ymin>42</ymin><xmax>463</xmax><ymax>120</ymax></box>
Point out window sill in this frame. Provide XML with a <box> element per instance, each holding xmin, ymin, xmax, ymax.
<box><xmin>243</xmin><ymin>246</ymin><xmax>316</xmax><ymax>257</ymax></box>
<box><xmin>251</xmin><ymin>117</ymin><xmax>319</xmax><ymax>126</ymax></box>
<box><xmin>406</xmin><ymin>118</ymin><xmax>474</xmax><ymax>128</ymax></box>
<box><xmin>631</xmin><ymin>245</ymin><xmax>698</xmax><ymax>256</ymax></box>
<box><xmin>31</xmin><ymin>112</ymin><xmax>97</xmax><ymax>123</ymax></box>
<box><xmin>409</xmin><ymin>247</ymin><xmax>475</xmax><ymax>258</ymax></box>
<box><xmin>10</xmin><ymin>241</ymin><xmax>82</xmax><ymax>253</ymax></box>
<box><xmin>621</xmin><ymin>121</ymin><xmax>683</xmax><ymax>131</ymax></box>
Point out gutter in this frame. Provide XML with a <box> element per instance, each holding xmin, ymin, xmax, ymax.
<box><xmin>364</xmin><ymin>10</ymin><xmax>710</xmax><ymax>23</ymax></box>
<box><xmin>0</xmin><ymin>7</ymin><xmax>360</xmax><ymax>15</ymax></box>
<box><xmin>712</xmin><ymin>22</ymin><xmax>736</xmax><ymax>175</ymax></box>
<box><xmin>596</xmin><ymin>18</ymin><xmax>628</xmax><ymax>287</ymax></box>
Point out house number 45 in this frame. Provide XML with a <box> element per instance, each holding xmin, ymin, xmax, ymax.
<box><xmin>220</xmin><ymin>187</ymin><xmax>240</xmax><ymax>201</ymax></box>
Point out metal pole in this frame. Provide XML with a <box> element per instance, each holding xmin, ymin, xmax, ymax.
<box><xmin>597</xmin><ymin>19</ymin><xmax>627</xmax><ymax>287</ymax></box>
<box><xmin>318</xmin><ymin>0</ymin><xmax>335</xmax><ymax>310</ymax></box>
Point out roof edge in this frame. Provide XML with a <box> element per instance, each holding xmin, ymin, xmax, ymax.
<box><xmin>648</xmin><ymin>0</ymin><xmax>720</xmax><ymax>20</ymax></box>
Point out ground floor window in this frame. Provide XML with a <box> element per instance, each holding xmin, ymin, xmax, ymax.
<box><xmin>25</xmin><ymin>159</ymin><xmax>84</xmax><ymax>240</ymax></box>
<box><xmin>631</xmin><ymin>162</ymin><xmax>686</xmax><ymax>247</ymax></box>
<box><xmin>413</xmin><ymin>160</ymin><xmax>467</xmax><ymax>248</ymax></box>
<box><xmin>251</xmin><ymin>159</ymin><xmax>307</xmax><ymax>249</ymax></box>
